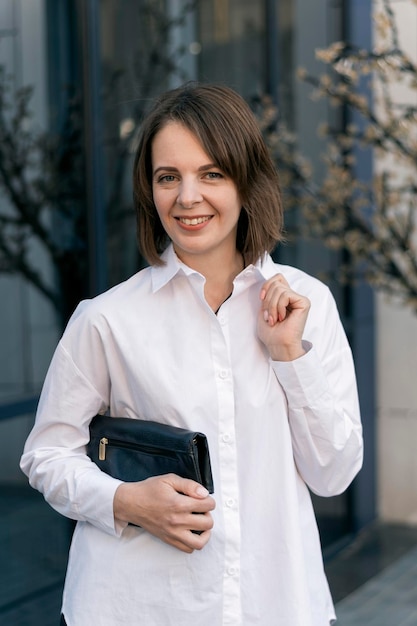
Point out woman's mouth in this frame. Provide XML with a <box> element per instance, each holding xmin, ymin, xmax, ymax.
<box><xmin>177</xmin><ymin>216</ymin><xmax>212</xmax><ymax>226</ymax></box>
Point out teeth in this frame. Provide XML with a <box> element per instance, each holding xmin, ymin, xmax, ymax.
<box><xmin>179</xmin><ymin>216</ymin><xmax>211</xmax><ymax>226</ymax></box>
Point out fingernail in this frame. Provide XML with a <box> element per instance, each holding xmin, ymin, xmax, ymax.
<box><xmin>263</xmin><ymin>310</ymin><xmax>269</xmax><ymax>322</ymax></box>
<box><xmin>196</xmin><ymin>486</ymin><xmax>209</xmax><ymax>497</ymax></box>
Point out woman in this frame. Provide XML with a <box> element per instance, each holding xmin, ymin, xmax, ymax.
<box><xmin>21</xmin><ymin>83</ymin><xmax>363</xmax><ymax>625</ymax></box>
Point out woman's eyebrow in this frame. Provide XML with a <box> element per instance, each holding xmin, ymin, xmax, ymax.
<box><xmin>197</xmin><ymin>163</ymin><xmax>219</xmax><ymax>171</ymax></box>
<box><xmin>153</xmin><ymin>166</ymin><xmax>178</xmax><ymax>176</ymax></box>
<box><xmin>153</xmin><ymin>163</ymin><xmax>219</xmax><ymax>176</ymax></box>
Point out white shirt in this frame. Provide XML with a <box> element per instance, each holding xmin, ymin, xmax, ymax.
<box><xmin>21</xmin><ymin>244</ymin><xmax>363</xmax><ymax>626</ymax></box>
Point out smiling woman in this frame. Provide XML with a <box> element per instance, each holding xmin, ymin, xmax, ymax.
<box><xmin>20</xmin><ymin>82</ymin><xmax>363</xmax><ymax>626</ymax></box>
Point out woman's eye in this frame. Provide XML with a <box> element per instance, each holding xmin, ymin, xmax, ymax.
<box><xmin>206</xmin><ymin>172</ymin><xmax>223</xmax><ymax>179</ymax></box>
<box><xmin>158</xmin><ymin>174</ymin><xmax>176</xmax><ymax>183</ymax></box>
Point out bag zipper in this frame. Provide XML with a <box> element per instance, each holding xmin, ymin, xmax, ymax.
<box><xmin>98</xmin><ymin>436</ymin><xmax>196</xmax><ymax>461</ymax></box>
<box><xmin>99</xmin><ymin>437</ymin><xmax>108</xmax><ymax>460</ymax></box>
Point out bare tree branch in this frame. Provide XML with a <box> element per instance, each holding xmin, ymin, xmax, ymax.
<box><xmin>256</xmin><ymin>0</ymin><xmax>417</xmax><ymax>312</ymax></box>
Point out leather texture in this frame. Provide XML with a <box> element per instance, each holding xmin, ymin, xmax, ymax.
<box><xmin>87</xmin><ymin>415</ymin><xmax>214</xmax><ymax>493</ymax></box>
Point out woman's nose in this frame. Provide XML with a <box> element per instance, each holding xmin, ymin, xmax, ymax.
<box><xmin>177</xmin><ymin>179</ymin><xmax>203</xmax><ymax>208</ymax></box>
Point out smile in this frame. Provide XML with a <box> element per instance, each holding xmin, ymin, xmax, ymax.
<box><xmin>177</xmin><ymin>216</ymin><xmax>212</xmax><ymax>226</ymax></box>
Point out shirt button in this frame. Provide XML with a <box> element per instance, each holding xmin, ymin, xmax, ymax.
<box><xmin>226</xmin><ymin>498</ymin><xmax>235</xmax><ymax>507</ymax></box>
<box><xmin>227</xmin><ymin>566</ymin><xmax>237</xmax><ymax>576</ymax></box>
<box><xmin>222</xmin><ymin>433</ymin><xmax>231</xmax><ymax>443</ymax></box>
<box><xmin>219</xmin><ymin>369</ymin><xmax>228</xmax><ymax>379</ymax></box>
<box><xmin>218</xmin><ymin>315</ymin><xmax>226</xmax><ymax>325</ymax></box>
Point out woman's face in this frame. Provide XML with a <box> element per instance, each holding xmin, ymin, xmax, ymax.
<box><xmin>151</xmin><ymin>122</ymin><xmax>242</xmax><ymax>268</ymax></box>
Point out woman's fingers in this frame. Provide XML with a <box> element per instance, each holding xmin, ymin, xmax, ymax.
<box><xmin>260</xmin><ymin>274</ymin><xmax>309</xmax><ymax>326</ymax></box>
<box><xmin>258</xmin><ymin>274</ymin><xmax>311</xmax><ymax>361</ymax></box>
<box><xmin>113</xmin><ymin>474</ymin><xmax>215</xmax><ymax>553</ymax></box>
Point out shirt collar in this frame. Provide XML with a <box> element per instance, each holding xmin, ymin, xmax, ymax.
<box><xmin>247</xmin><ymin>252</ymin><xmax>280</xmax><ymax>281</ymax></box>
<box><xmin>150</xmin><ymin>244</ymin><xmax>197</xmax><ymax>293</ymax></box>
<box><xmin>150</xmin><ymin>243</ymin><xmax>278</xmax><ymax>293</ymax></box>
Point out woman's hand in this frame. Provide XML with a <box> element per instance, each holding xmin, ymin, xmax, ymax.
<box><xmin>257</xmin><ymin>274</ymin><xmax>310</xmax><ymax>361</ymax></box>
<box><xmin>113</xmin><ymin>474</ymin><xmax>215</xmax><ymax>553</ymax></box>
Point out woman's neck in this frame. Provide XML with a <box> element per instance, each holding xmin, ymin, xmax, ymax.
<box><xmin>204</xmin><ymin>252</ymin><xmax>244</xmax><ymax>312</ymax></box>
<box><xmin>174</xmin><ymin>246</ymin><xmax>245</xmax><ymax>312</ymax></box>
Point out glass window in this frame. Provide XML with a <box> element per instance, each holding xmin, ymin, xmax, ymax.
<box><xmin>0</xmin><ymin>3</ymin><xmax>71</xmax><ymax>623</ymax></box>
<box><xmin>197</xmin><ymin>0</ymin><xmax>266</xmax><ymax>98</ymax></box>
<box><xmin>0</xmin><ymin>3</ymin><xmax>371</xmax><ymax>621</ymax></box>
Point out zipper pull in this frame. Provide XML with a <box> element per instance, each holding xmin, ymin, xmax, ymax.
<box><xmin>99</xmin><ymin>437</ymin><xmax>108</xmax><ymax>461</ymax></box>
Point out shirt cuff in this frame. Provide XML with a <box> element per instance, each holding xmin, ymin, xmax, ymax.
<box><xmin>270</xmin><ymin>342</ymin><xmax>329</xmax><ymax>408</ymax></box>
<box><xmin>75</xmin><ymin>469</ymin><xmax>126</xmax><ymax>536</ymax></box>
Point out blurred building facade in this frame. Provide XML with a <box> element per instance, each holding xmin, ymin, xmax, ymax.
<box><xmin>1</xmin><ymin>0</ymin><xmax>414</xmax><ymax>621</ymax></box>
<box><xmin>374</xmin><ymin>0</ymin><xmax>417</xmax><ymax>525</ymax></box>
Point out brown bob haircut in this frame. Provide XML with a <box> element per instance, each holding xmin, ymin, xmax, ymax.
<box><xmin>133</xmin><ymin>82</ymin><xmax>283</xmax><ymax>266</ymax></box>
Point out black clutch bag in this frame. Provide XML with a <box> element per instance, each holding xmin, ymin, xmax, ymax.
<box><xmin>86</xmin><ymin>414</ymin><xmax>214</xmax><ymax>493</ymax></box>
